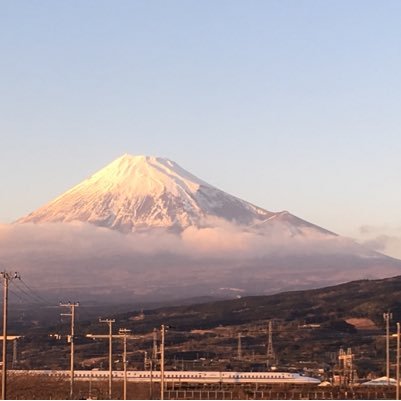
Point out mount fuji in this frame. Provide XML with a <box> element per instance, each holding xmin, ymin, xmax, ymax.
<box><xmin>8</xmin><ymin>154</ymin><xmax>401</xmax><ymax>302</ymax></box>
<box><xmin>18</xmin><ymin>154</ymin><xmax>331</xmax><ymax>236</ymax></box>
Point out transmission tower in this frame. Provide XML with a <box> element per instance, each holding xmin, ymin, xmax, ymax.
<box><xmin>266</xmin><ymin>320</ymin><xmax>276</xmax><ymax>368</ymax></box>
<box><xmin>237</xmin><ymin>332</ymin><xmax>242</xmax><ymax>359</ymax></box>
<box><xmin>338</xmin><ymin>347</ymin><xmax>356</xmax><ymax>386</ymax></box>
<box><xmin>152</xmin><ymin>327</ymin><xmax>158</xmax><ymax>362</ymax></box>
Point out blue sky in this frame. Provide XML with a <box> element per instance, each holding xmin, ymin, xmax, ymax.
<box><xmin>1</xmin><ymin>0</ymin><xmax>401</xmax><ymax>257</ymax></box>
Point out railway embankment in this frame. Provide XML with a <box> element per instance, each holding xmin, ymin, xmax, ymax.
<box><xmin>4</xmin><ymin>375</ymin><xmax>398</xmax><ymax>399</ymax></box>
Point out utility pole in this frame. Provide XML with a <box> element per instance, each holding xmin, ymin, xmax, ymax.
<box><xmin>119</xmin><ymin>328</ymin><xmax>131</xmax><ymax>401</ymax></box>
<box><xmin>160</xmin><ymin>325</ymin><xmax>165</xmax><ymax>401</ymax></box>
<box><xmin>86</xmin><ymin>331</ymin><xmax>138</xmax><ymax>399</ymax></box>
<box><xmin>266</xmin><ymin>320</ymin><xmax>275</xmax><ymax>368</ymax></box>
<box><xmin>1</xmin><ymin>271</ymin><xmax>20</xmax><ymax>401</ymax></box>
<box><xmin>384</xmin><ymin>311</ymin><xmax>392</xmax><ymax>385</ymax></box>
<box><xmin>60</xmin><ymin>302</ymin><xmax>80</xmax><ymax>399</ymax></box>
<box><xmin>397</xmin><ymin>322</ymin><xmax>400</xmax><ymax>400</ymax></box>
<box><xmin>149</xmin><ymin>358</ymin><xmax>153</xmax><ymax>400</ymax></box>
<box><xmin>99</xmin><ymin>318</ymin><xmax>115</xmax><ymax>399</ymax></box>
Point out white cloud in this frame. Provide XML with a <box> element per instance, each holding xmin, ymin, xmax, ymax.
<box><xmin>0</xmin><ymin>221</ymin><xmax>397</xmax><ymax>302</ymax></box>
<box><xmin>356</xmin><ymin>225</ymin><xmax>401</xmax><ymax>259</ymax></box>
<box><xmin>0</xmin><ymin>220</ymin><xmax>377</xmax><ymax>261</ymax></box>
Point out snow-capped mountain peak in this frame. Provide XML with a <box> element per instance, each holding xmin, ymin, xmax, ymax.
<box><xmin>90</xmin><ymin>154</ymin><xmax>209</xmax><ymax>196</ymax></box>
<box><xmin>18</xmin><ymin>154</ymin><xmax>277</xmax><ymax>232</ymax></box>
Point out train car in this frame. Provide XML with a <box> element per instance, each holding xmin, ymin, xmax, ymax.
<box><xmin>10</xmin><ymin>369</ymin><xmax>320</xmax><ymax>384</ymax></box>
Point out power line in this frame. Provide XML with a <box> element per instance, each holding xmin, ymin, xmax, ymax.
<box><xmin>8</xmin><ymin>288</ymin><xmax>25</xmax><ymax>303</ymax></box>
<box><xmin>11</xmin><ymin>281</ymin><xmax>45</xmax><ymax>305</ymax></box>
<box><xmin>9</xmin><ymin>278</ymin><xmax>54</xmax><ymax>307</ymax></box>
<box><xmin>0</xmin><ymin>263</ymin><xmax>51</xmax><ymax>305</ymax></box>
<box><xmin>19</xmin><ymin>278</ymin><xmax>52</xmax><ymax>304</ymax></box>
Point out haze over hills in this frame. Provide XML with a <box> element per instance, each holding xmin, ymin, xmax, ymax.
<box><xmin>95</xmin><ymin>275</ymin><xmax>401</xmax><ymax>333</ymax></box>
<box><xmin>2</xmin><ymin>154</ymin><xmax>400</xmax><ymax>302</ymax></box>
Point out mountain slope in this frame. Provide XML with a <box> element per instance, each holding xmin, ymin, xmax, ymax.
<box><xmin>105</xmin><ymin>275</ymin><xmax>401</xmax><ymax>331</ymax></box>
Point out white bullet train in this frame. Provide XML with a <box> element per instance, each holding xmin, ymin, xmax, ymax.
<box><xmin>10</xmin><ymin>369</ymin><xmax>320</xmax><ymax>384</ymax></box>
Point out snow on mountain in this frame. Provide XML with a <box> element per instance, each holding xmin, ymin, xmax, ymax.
<box><xmin>18</xmin><ymin>154</ymin><xmax>318</xmax><ymax>234</ymax></box>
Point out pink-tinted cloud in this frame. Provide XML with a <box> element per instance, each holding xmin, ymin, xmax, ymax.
<box><xmin>0</xmin><ymin>221</ymin><xmax>398</xmax><ymax>302</ymax></box>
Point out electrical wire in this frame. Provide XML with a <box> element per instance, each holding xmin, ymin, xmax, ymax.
<box><xmin>19</xmin><ymin>278</ymin><xmax>53</xmax><ymax>304</ymax></box>
<box><xmin>8</xmin><ymin>288</ymin><xmax>25</xmax><ymax>303</ymax></box>
<box><xmin>11</xmin><ymin>281</ymin><xmax>48</xmax><ymax>306</ymax></box>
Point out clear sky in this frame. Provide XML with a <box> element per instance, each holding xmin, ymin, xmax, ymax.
<box><xmin>1</xmin><ymin>0</ymin><xmax>401</xmax><ymax>257</ymax></box>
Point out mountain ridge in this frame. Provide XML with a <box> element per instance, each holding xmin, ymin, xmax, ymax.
<box><xmin>106</xmin><ymin>274</ymin><xmax>401</xmax><ymax>331</ymax></box>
